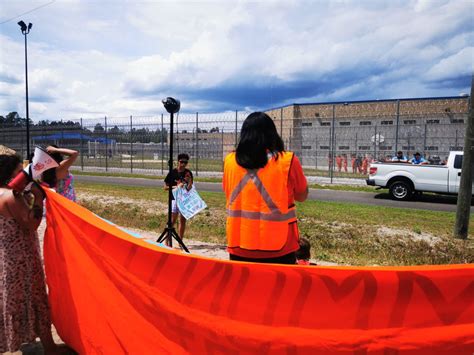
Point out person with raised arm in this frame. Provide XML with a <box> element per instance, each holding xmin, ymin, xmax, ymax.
<box><xmin>41</xmin><ymin>145</ymin><xmax>79</xmax><ymax>201</ymax></box>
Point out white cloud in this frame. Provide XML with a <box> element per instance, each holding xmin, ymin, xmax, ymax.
<box><xmin>425</xmin><ymin>47</ymin><xmax>474</xmax><ymax>80</ymax></box>
<box><xmin>0</xmin><ymin>0</ymin><xmax>471</xmax><ymax>120</ymax></box>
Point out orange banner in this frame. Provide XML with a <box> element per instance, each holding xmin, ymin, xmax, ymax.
<box><xmin>43</xmin><ymin>189</ymin><xmax>474</xmax><ymax>354</ymax></box>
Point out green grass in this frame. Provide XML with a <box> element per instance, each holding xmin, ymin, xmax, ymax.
<box><xmin>303</xmin><ymin>167</ymin><xmax>366</xmax><ymax>179</ymax></box>
<box><xmin>75</xmin><ymin>181</ymin><xmax>474</xmax><ymax>266</ymax></box>
<box><xmin>308</xmin><ymin>184</ymin><xmax>378</xmax><ymax>192</ymax></box>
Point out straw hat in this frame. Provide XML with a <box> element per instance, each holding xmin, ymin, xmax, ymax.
<box><xmin>0</xmin><ymin>145</ymin><xmax>17</xmax><ymax>156</ymax></box>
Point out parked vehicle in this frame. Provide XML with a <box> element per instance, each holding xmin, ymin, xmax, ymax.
<box><xmin>366</xmin><ymin>151</ymin><xmax>474</xmax><ymax>200</ymax></box>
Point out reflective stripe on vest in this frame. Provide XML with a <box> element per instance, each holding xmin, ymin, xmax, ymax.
<box><xmin>224</xmin><ymin>151</ymin><xmax>296</xmax><ymax>251</ymax></box>
<box><xmin>226</xmin><ymin>169</ymin><xmax>296</xmax><ymax>221</ymax></box>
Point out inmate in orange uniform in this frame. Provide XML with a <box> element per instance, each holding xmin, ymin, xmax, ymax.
<box><xmin>362</xmin><ymin>156</ymin><xmax>368</xmax><ymax>175</ymax></box>
<box><xmin>223</xmin><ymin>152</ymin><xmax>307</xmax><ymax>260</ymax></box>
<box><xmin>336</xmin><ymin>155</ymin><xmax>342</xmax><ymax>172</ymax></box>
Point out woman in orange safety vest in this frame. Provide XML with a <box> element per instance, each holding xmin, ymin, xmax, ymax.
<box><xmin>223</xmin><ymin>112</ymin><xmax>308</xmax><ymax>264</ymax></box>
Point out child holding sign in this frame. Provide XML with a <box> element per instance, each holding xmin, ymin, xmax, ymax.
<box><xmin>164</xmin><ymin>153</ymin><xmax>193</xmax><ymax>242</ymax></box>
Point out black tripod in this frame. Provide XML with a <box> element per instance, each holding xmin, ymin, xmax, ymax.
<box><xmin>157</xmin><ymin>97</ymin><xmax>190</xmax><ymax>253</ymax></box>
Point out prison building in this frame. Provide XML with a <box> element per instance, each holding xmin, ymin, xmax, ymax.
<box><xmin>265</xmin><ymin>96</ymin><xmax>469</xmax><ymax>168</ymax></box>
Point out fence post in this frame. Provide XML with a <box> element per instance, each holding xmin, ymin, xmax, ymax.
<box><xmin>423</xmin><ymin>123</ymin><xmax>427</xmax><ymax>158</ymax></box>
<box><xmin>130</xmin><ymin>115</ymin><xmax>133</xmax><ymax>173</ymax></box>
<box><xmin>60</xmin><ymin>120</ymin><xmax>64</xmax><ymax>146</ymax></box>
<box><xmin>176</xmin><ymin>113</ymin><xmax>179</xmax><ymax>155</ymax></box>
<box><xmin>2</xmin><ymin>123</ymin><xmax>5</xmax><ymax>148</ymax></box>
<box><xmin>104</xmin><ymin>116</ymin><xmax>108</xmax><ymax>172</ymax></box>
<box><xmin>80</xmin><ymin>118</ymin><xmax>84</xmax><ymax>171</ymax></box>
<box><xmin>407</xmin><ymin>133</ymin><xmax>411</xmax><ymax>156</ymax></box>
<box><xmin>314</xmin><ymin>126</ymin><xmax>318</xmax><ymax>170</ymax></box>
<box><xmin>289</xmin><ymin>128</ymin><xmax>292</xmax><ymax>152</ymax></box>
<box><xmin>235</xmin><ymin>110</ymin><xmax>238</xmax><ymax>148</ymax></box>
<box><xmin>161</xmin><ymin>113</ymin><xmax>164</xmax><ymax>175</ymax></box>
<box><xmin>355</xmin><ymin>132</ymin><xmax>358</xmax><ymax>162</ymax></box>
<box><xmin>196</xmin><ymin>112</ymin><xmax>199</xmax><ymax>177</ymax></box>
<box><xmin>20</xmin><ymin>127</ymin><xmax>24</xmax><ymax>160</ymax></box>
<box><xmin>280</xmin><ymin>107</ymin><xmax>283</xmax><ymax>137</ymax></box>
<box><xmin>374</xmin><ymin>124</ymin><xmax>377</xmax><ymax>160</ymax></box>
<box><xmin>395</xmin><ymin>99</ymin><xmax>400</xmax><ymax>152</ymax></box>
<box><xmin>330</xmin><ymin>104</ymin><xmax>335</xmax><ymax>183</ymax></box>
<box><xmin>222</xmin><ymin>129</ymin><xmax>224</xmax><ymax>172</ymax></box>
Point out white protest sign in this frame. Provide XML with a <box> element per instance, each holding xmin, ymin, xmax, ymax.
<box><xmin>172</xmin><ymin>185</ymin><xmax>207</xmax><ymax>220</ymax></box>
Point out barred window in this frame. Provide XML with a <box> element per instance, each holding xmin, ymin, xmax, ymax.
<box><xmin>320</xmin><ymin>145</ymin><xmax>330</xmax><ymax>150</ymax></box>
<box><xmin>358</xmin><ymin>146</ymin><xmax>371</xmax><ymax>150</ymax></box>
<box><xmin>338</xmin><ymin>146</ymin><xmax>350</xmax><ymax>150</ymax></box>
<box><xmin>403</xmin><ymin>120</ymin><xmax>416</xmax><ymax>124</ymax></box>
<box><xmin>381</xmin><ymin>120</ymin><xmax>393</xmax><ymax>125</ymax></box>
<box><xmin>339</xmin><ymin>122</ymin><xmax>351</xmax><ymax>126</ymax></box>
<box><xmin>302</xmin><ymin>122</ymin><xmax>313</xmax><ymax>127</ymax></box>
<box><xmin>425</xmin><ymin>146</ymin><xmax>438</xmax><ymax>151</ymax></box>
<box><xmin>379</xmin><ymin>145</ymin><xmax>392</xmax><ymax>150</ymax></box>
<box><xmin>359</xmin><ymin>121</ymin><xmax>371</xmax><ymax>126</ymax></box>
<box><xmin>450</xmin><ymin>146</ymin><xmax>463</xmax><ymax>151</ymax></box>
<box><xmin>320</xmin><ymin>122</ymin><xmax>330</xmax><ymax>126</ymax></box>
<box><xmin>426</xmin><ymin>119</ymin><xmax>440</xmax><ymax>124</ymax></box>
<box><xmin>302</xmin><ymin>145</ymin><xmax>312</xmax><ymax>149</ymax></box>
<box><xmin>451</xmin><ymin>119</ymin><xmax>464</xmax><ymax>124</ymax></box>
<box><xmin>402</xmin><ymin>145</ymin><xmax>415</xmax><ymax>150</ymax></box>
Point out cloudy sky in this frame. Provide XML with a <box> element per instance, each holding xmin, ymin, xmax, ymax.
<box><xmin>0</xmin><ymin>0</ymin><xmax>472</xmax><ymax>121</ymax></box>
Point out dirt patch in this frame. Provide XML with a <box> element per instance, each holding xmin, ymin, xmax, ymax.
<box><xmin>376</xmin><ymin>226</ymin><xmax>442</xmax><ymax>246</ymax></box>
<box><xmin>78</xmin><ymin>191</ymin><xmax>168</xmax><ymax>215</ymax></box>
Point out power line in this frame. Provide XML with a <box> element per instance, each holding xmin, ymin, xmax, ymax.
<box><xmin>0</xmin><ymin>1</ymin><xmax>56</xmax><ymax>25</ymax></box>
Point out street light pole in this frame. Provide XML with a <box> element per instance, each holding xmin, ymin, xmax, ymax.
<box><xmin>18</xmin><ymin>20</ymin><xmax>32</xmax><ymax>159</ymax></box>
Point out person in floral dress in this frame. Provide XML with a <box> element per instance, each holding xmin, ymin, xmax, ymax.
<box><xmin>0</xmin><ymin>147</ymin><xmax>66</xmax><ymax>353</ymax></box>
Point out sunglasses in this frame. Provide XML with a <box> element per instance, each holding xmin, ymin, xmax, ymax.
<box><xmin>179</xmin><ymin>160</ymin><xmax>188</xmax><ymax>164</ymax></box>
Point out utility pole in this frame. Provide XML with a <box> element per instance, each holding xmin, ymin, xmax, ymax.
<box><xmin>454</xmin><ymin>75</ymin><xmax>474</xmax><ymax>239</ymax></box>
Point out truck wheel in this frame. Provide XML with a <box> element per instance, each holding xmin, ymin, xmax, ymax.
<box><xmin>389</xmin><ymin>181</ymin><xmax>413</xmax><ymax>200</ymax></box>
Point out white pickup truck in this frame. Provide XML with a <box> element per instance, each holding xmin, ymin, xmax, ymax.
<box><xmin>366</xmin><ymin>151</ymin><xmax>474</xmax><ymax>200</ymax></box>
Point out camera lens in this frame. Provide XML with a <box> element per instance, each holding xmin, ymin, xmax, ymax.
<box><xmin>162</xmin><ymin>97</ymin><xmax>180</xmax><ymax>114</ymax></box>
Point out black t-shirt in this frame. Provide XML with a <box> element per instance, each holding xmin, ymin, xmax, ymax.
<box><xmin>164</xmin><ymin>168</ymin><xmax>193</xmax><ymax>188</ymax></box>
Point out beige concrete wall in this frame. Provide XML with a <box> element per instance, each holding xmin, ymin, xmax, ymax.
<box><xmin>271</xmin><ymin>97</ymin><xmax>469</xmax><ymax>120</ymax></box>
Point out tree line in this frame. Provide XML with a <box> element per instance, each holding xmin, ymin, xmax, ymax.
<box><xmin>0</xmin><ymin>112</ymin><xmax>168</xmax><ymax>143</ymax></box>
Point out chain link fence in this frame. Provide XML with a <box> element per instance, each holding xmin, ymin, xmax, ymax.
<box><xmin>292</xmin><ymin>112</ymin><xmax>467</xmax><ymax>180</ymax></box>
<box><xmin>0</xmin><ymin>110</ymin><xmax>468</xmax><ymax>180</ymax></box>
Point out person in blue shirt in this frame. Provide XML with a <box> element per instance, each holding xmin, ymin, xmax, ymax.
<box><xmin>391</xmin><ymin>151</ymin><xmax>408</xmax><ymax>162</ymax></box>
<box><xmin>410</xmin><ymin>152</ymin><xmax>428</xmax><ymax>165</ymax></box>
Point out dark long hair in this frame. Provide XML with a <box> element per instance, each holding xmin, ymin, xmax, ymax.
<box><xmin>236</xmin><ymin>112</ymin><xmax>285</xmax><ymax>169</ymax></box>
<box><xmin>0</xmin><ymin>154</ymin><xmax>21</xmax><ymax>187</ymax></box>
<box><xmin>41</xmin><ymin>145</ymin><xmax>63</xmax><ymax>188</ymax></box>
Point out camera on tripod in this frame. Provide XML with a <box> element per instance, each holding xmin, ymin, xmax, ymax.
<box><xmin>162</xmin><ymin>97</ymin><xmax>180</xmax><ymax>114</ymax></box>
<box><xmin>157</xmin><ymin>96</ymin><xmax>189</xmax><ymax>252</ymax></box>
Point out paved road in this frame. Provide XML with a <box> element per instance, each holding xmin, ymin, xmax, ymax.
<box><xmin>75</xmin><ymin>175</ymin><xmax>473</xmax><ymax>213</ymax></box>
